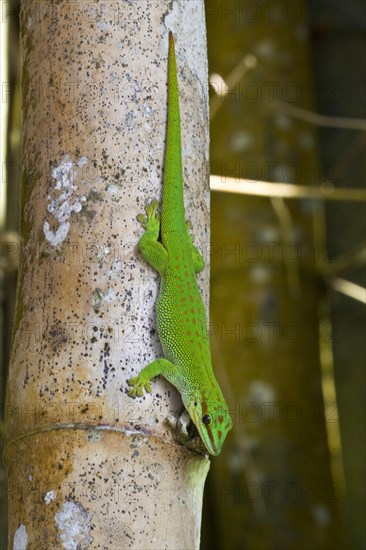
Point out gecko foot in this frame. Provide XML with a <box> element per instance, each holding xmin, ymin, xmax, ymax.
<box><xmin>127</xmin><ymin>374</ymin><xmax>153</xmax><ymax>397</ymax></box>
<box><xmin>136</xmin><ymin>199</ymin><xmax>160</xmax><ymax>231</ymax></box>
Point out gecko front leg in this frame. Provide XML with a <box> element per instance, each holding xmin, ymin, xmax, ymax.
<box><xmin>127</xmin><ymin>358</ymin><xmax>183</xmax><ymax>397</ymax></box>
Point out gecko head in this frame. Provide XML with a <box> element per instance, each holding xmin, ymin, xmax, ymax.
<box><xmin>185</xmin><ymin>395</ymin><xmax>233</xmax><ymax>456</ymax></box>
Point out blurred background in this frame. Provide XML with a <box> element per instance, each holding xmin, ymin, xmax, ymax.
<box><xmin>1</xmin><ymin>1</ymin><xmax>365</xmax><ymax>549</ymax></box>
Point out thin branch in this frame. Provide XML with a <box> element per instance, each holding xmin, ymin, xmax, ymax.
<box><xmin>209</xmin><ymin>53</ymin><xmax>257</xmax><ymax>119</ymax></box>
<box><xmin>331</xmin><ymin>278</ymin><xmax>366</xmax><ymax>304</ymax></box>
<box><xmin>330</xmin><ymin>242</ymin><xmax>366</xmax><ymax>276</ymax></box>
<box><xmin>210</xmin><ymin>176</ymin><xmax>366</xmax><ymax>201</ymax></box>
<box><xmin>270</xmin><ymin>197</ymin><xmax>301</xmax><ymax>296</ymax></box>
<box><xmin>325</xmin><ymin>133</ymin><xmax>365</xmax><ymax>182</ymax></box>
<box><xmin>270</xmin><ymin>100</ymin><xmax>366</xmax><ymax>131</ymax></box>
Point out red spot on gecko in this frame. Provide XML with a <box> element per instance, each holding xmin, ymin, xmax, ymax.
<box><xmin>186</xmin><ymin>330</ymin><xmax>191</xmax><ymax>336</ymax></box>
<box><xmin>218</xmin><ymin>416</ymin><xmax>224</xmax><ymax>424</ymax></box>
<box><xmin>218</xmin><ymin>430</ymin><xmax>223</xmax><ymax>439</ymax></box>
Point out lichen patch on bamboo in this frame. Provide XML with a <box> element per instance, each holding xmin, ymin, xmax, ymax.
<box><xmin>55</xmin><ymin>501</ymin><xmax>92</xmax><ymax>549</ymax></box>
<box><xmin>13</xmin><ymin>524</ymin><xmax>28</xmax><ymax>550</ymax></box>
<box><xmin>43</xmin><ymin>490</ymin><xmax>56</xmax><ymax>505</ymax></box>
<box><xmin>43</xmin><ymin>155</ymin><xmax>89</xmax><ymax>247</ymax></box>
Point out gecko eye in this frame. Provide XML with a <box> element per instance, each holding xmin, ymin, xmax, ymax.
<box><xmin>201</xmin><ymin>414</ymin><xmax>211</xmax><ymax>426</ymax></box>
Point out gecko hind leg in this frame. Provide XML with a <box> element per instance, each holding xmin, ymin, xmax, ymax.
<box><xmin>137</xmin><ymin>199</ymin><xmax>168</xmax><ymax>274</ymax></box>
<box><xmin>185</xmin><ymin>220</ymin><xmax>205</xmax><ymax>273</ymax></box>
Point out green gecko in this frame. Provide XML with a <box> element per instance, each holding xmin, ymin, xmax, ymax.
<box><xmin>128</xmin><ymin>32</ymin><xmax>232</xmax><ymax>456</ymax></box>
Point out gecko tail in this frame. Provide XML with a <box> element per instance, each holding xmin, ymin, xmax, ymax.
<box><xmin>161</xmin><ymin>32</ymin><xmax>185</xmax><ymax>234</ymax></box>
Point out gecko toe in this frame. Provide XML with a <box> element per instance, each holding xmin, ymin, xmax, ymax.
<box><xmin>136</xmin><ymin>213</ymin><xmax>147</xmax><ymax>226</ymax></box>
